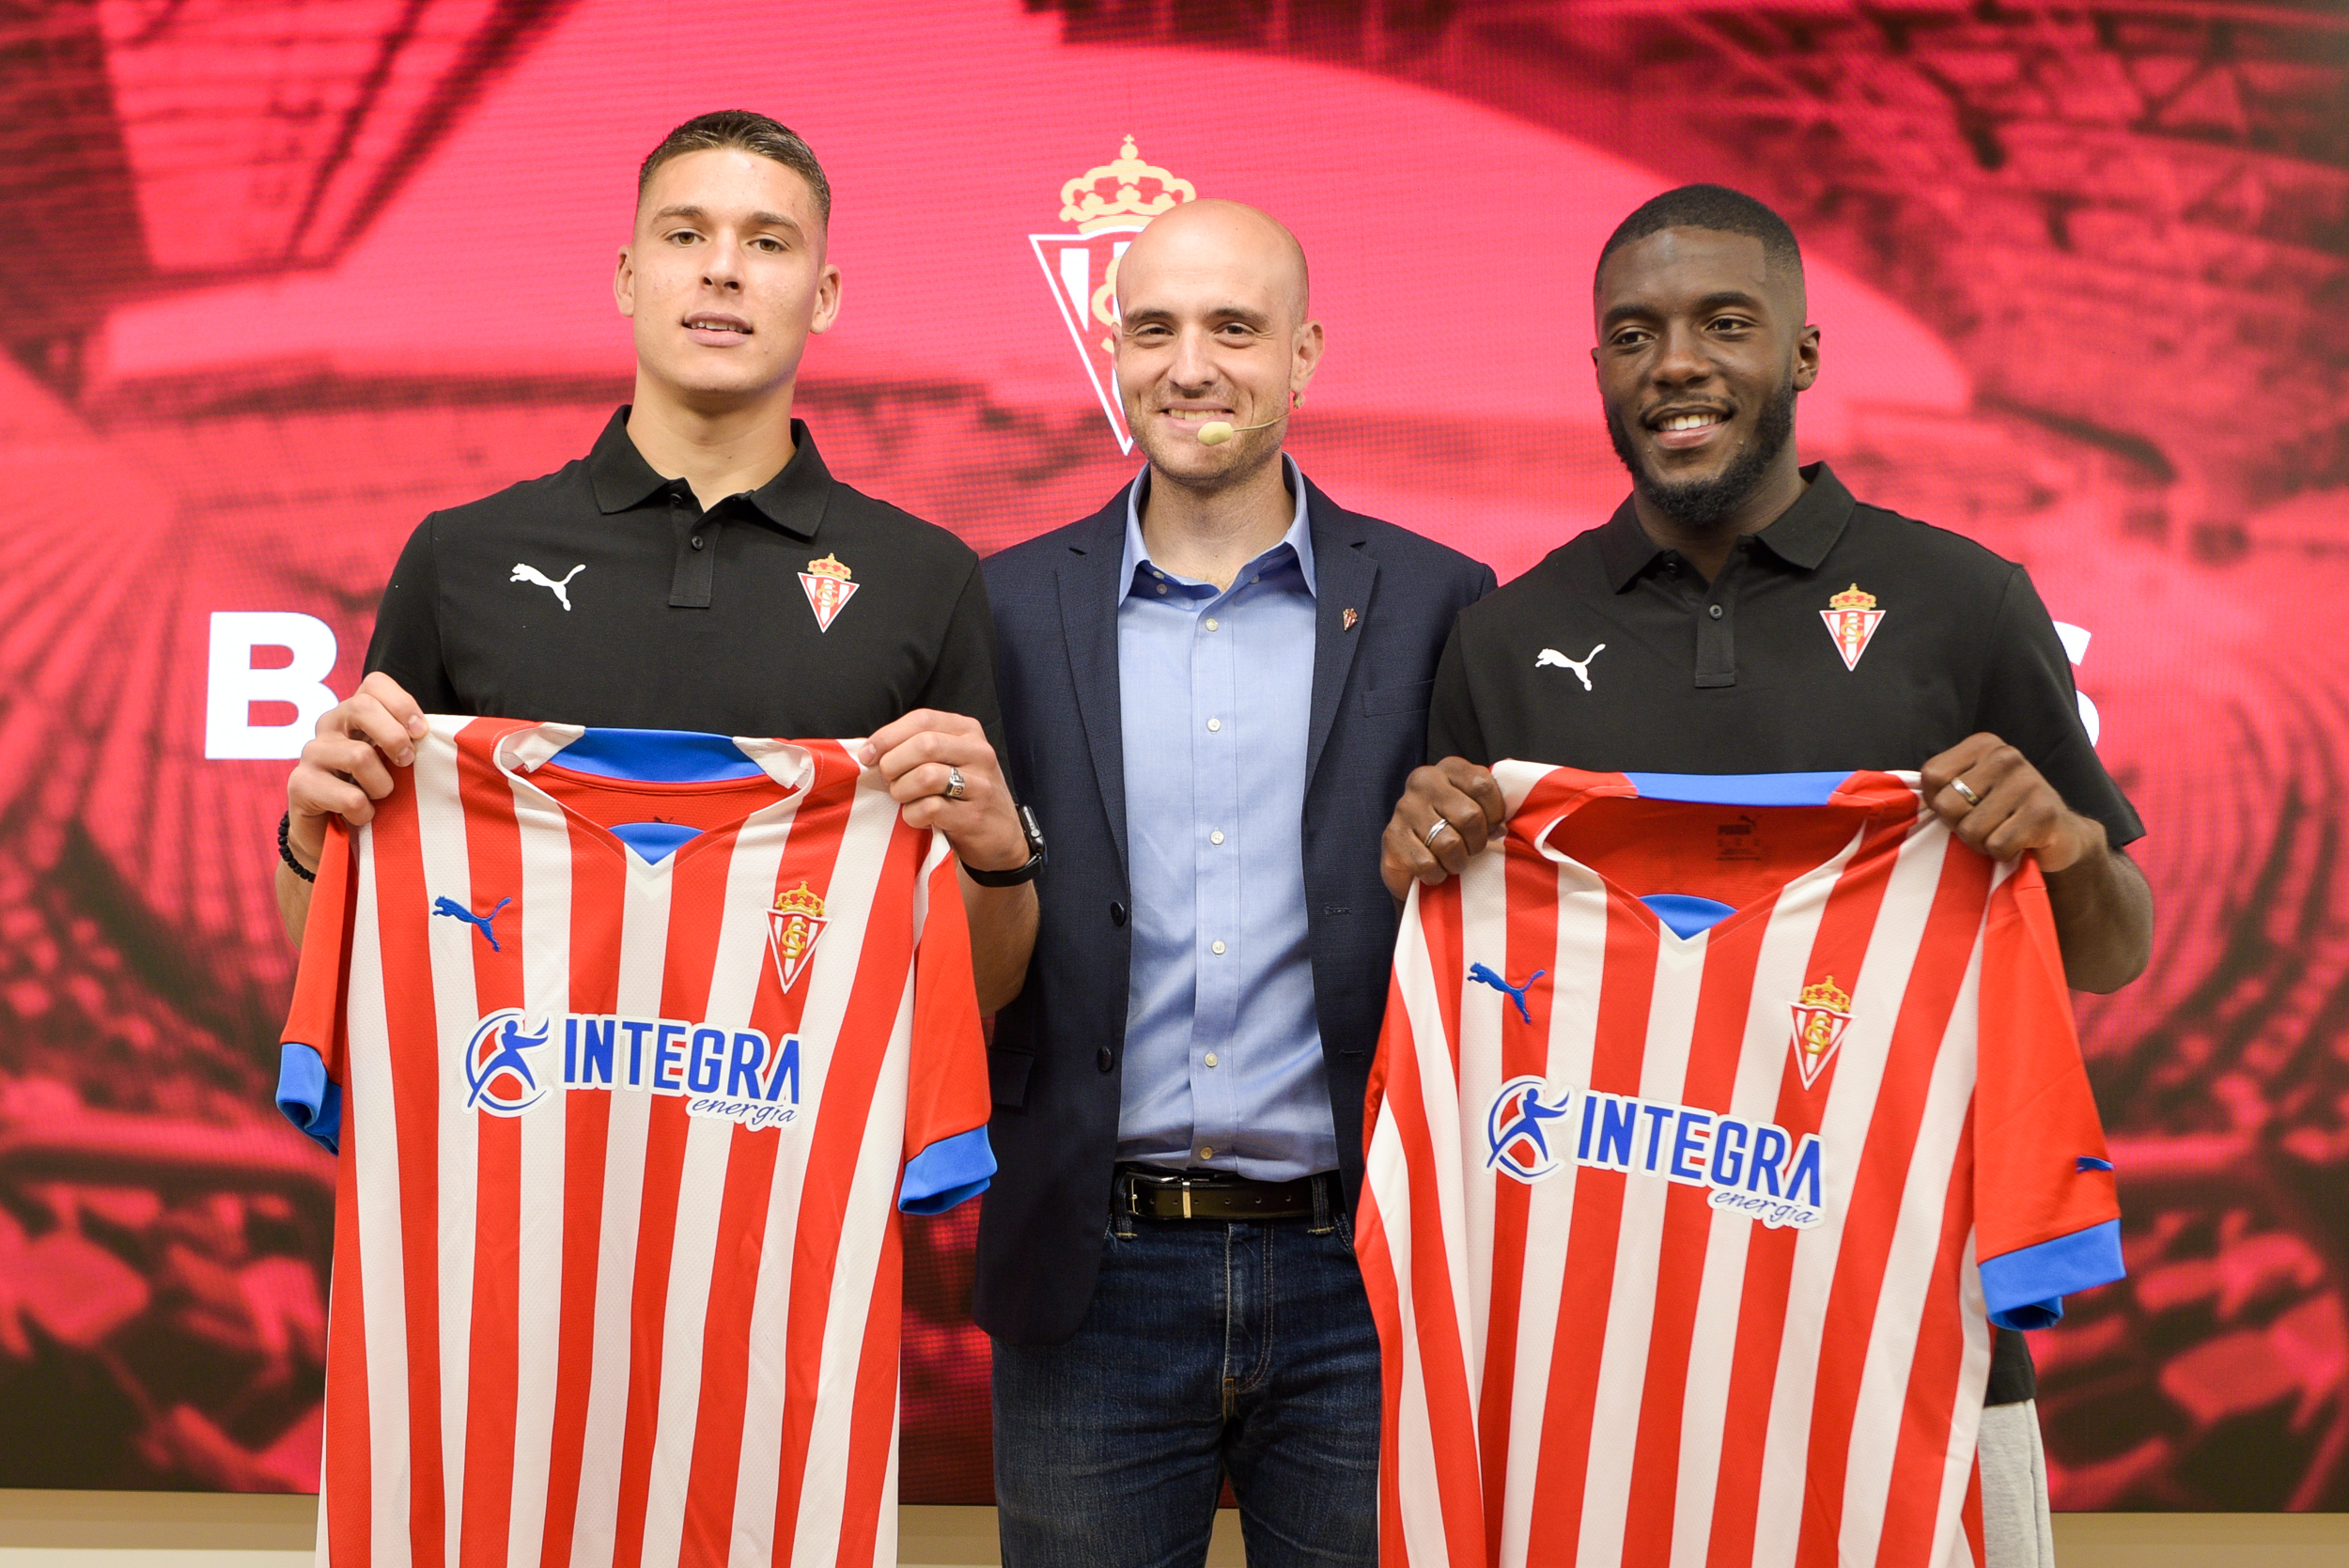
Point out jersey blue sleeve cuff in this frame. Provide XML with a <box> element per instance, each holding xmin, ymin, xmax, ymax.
<box><xmin>901</xmin><ymin>1126</ymin><xmax>994</xmax><ymax>1214</ymax></box>
<box><xmin>277</xmin><ymin>1043</ymin><xmax>344</xmax><ymax>1156</ymax></box>
<box><xmin>1980</xmin><ymin>1218</ymin><xmax>2123</xmax><ymax>1329</ymax></box>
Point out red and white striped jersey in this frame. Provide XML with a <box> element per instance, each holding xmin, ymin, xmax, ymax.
<box><xmin>1357</xmin><ymin>765</ymin><xmax>2123</xmax><ymax>1568</ymax></box>
<box><xmin>278</xmin><ymin>718</ymin><xmax>991</xmax><ymax>1568</ymax></box>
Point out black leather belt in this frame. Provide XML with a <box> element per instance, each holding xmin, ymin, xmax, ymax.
<box><xmin>1114</xmin><ymin>1163</ymin><xmax>1332</xmax><ymax>1221</ymax></box>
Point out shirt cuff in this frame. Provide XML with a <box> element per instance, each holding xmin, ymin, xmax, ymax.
<box><xmin>901</xmin><ymin>1126</ymin><xmax>994</xmax><ymax>1214</ymax></box>
<box><xmin>1980</xmin><ymin>1218</ymin><xmax>2123</xmax><ymax>1330</ymax></box>
<box><xmin>277</xmin><ymin>1042</ymin><xmax>344</xmax><ymax>1156</ymax></box>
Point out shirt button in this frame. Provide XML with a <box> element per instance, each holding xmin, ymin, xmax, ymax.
<box><xmin>1205</xmin><ymin>1052</ymin><xmax>1219</xmax><ymax>1067</ymax></box>
<box><xmin>1206</xmin><ymin>717</ymin><xmax>1221</xmax><ymax>732</ymax></box>
<box><xmin>1097</xmin><ymin>1047</ymin><xmax>1114</xmax><ymax>1074</ymax></box>
<box><xmin>1198</xmin><ymin>1146</ymin><xmax>1214</xmax><ymax>1159</ymax></box>
<box><xmin>691</xmin><ymin>535</ymin><xmax>706</xmax><ymax>551</ymax></box>
<box><xmin>1708</xmin><ymin>603</ymin><xmax>1723</xmax><ymax>619</ymax></box>
<box><xmin>1157</xmin><ymin>584</ymin><xmax>1169</xmax><ymax>596</ymax></box>
<box><xmin>1210</xmin><ymin>830</ymin><xmax>1225</xmax><ymax>845</ymax></box>
<box><xmin>1205</xmin><ymin>618</ymin><xmax>1219</xmax><ymax>631</ymax></box>
<box><xmin>1211</xmin><ymin>940</ymin><xmax>1227</xmax><ymax>955</ymax></box>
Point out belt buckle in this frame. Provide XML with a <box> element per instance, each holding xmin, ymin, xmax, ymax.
<box><xmin>1124</xmin><ymin>1168</ymin><xmax>1205</xmax><ymax>1220</ymax></box>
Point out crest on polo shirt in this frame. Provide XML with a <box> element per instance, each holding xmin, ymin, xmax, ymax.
<box><xmin>799</xmin><ymin>554</ymin><xmax>859</xmax><ymax>632</ymax></box>
<box><xmin>766</xmin><ymin>881</ymin><xmax>830</xmax><ymax>993</ymax></box>
<box><xmin>1029</xmin><ymin>136</ymin><xmax>1198</xmax><ymax>454</ymax></box>
<box><xmin>1820</xmin><ymin>582</ymin><xmax>1885</xmax><ymax>670</ymax></box>
<box><xmin>1788</xmin><ymin>975</ymin><xmax>1853</xmax><ymax>1089</ymax></box>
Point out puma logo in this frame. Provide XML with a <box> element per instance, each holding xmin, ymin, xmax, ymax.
<box><xmin>1535</xmin><ymin>644</ymin><xmax>1606</xmax><ymax>691</ymax></box>
<box><xmin>432</xmin><ymin>895</ymin><xmax>511</xmax><ymax>952</ymax></box>
<box><xmin>511</xmin><ymin>562</ymin><xmax>585</xmax><ymax>611</ymax></box>
<box><xmin>1469</xmin><ymin>962</ymin><xmax>1548</xmax><ymax>1025</ymax></box>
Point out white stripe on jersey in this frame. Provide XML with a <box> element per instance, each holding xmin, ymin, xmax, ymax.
<box><xmin>637</xmin><ymin>793</ymin><xmax>800</xmax><ymax>1568</ymax></box>
<box><xmin>567</xmin><ymin>848</ymin><xmax>672</xmax><ymax>1568</ymax></box>
<box><xmin>508</xmin><ymin>770</ymin><xmax>576</xmax><ymax>1568</ymax></box>
<box><xmin>1668</xmin><ymin>855</ymin><xmax>1838</xmax><ymax>1568</ymax></box>
<box><xmin>349</xmin><ymin>831</ymin><xmax>412</xmax><ymax>1565</ymax></box>
<box><xmin>1496</xmin><ymin>874</ymin><xmax>1607</xmax><ymax>1568</ymax></box>
<box><xmin>413</xmin><ymin>726</ymin><xmax>479</xmax><ymax>1568</ymax></box>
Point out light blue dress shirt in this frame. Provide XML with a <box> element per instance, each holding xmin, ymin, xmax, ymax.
<box><xmin>1116</xmin><ymin>458</ymin><xmax>1336</xmax><ymax>1181</ymax></box>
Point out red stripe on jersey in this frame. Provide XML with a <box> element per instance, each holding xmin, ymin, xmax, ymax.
<box><xmin>610</xmin><ymin>828</ymin><xmax>739</xmax><ymax>1568</ymax></box>
<box><xmin>1356</xmin><ymin>1160</ymin><xmax>1412</xmax><ymax>1568</ymax></box>
<box><xmin>1474</xmin><ymin>822</ymin><xmax>1568</xmax><ymax>1565</ymax></box>
<box><xmin>1706</xmin><ymin>815</ymin><xmax>1910</xmax><ymax>1568</ymax></box>
<box><xmin>833</xmin><ymin>1207</ymin><xmax>906</xmax><ymax>1568</ymax></box>
<box><xmin>1794</xmin><ymin>846</ymin><xmax>1990</xmax><ymax>1566</ymax></box>
<box><xmin>538</xmin><ymin>809</ymin><xmax>626</xmax><ymax>1568</ymax></box>
<box><xmin>1528</xmin><ymin>888</ymin><xmax>1658</xmax><ymax>1549</ymax></box>
<box><xmin>677</xmin><ymin>784</ymin><xmax>857</xmax><ymax>1562</ymax></box>
<box><xmin>455</xmin><ymin>737</ymin><xmax>529</xmax><ymax>1568</ymax></box>
<box><xmin>770</xmin><ymin>819</ymin><xmax>927</xmax><ymax>1554</ymax></box>
<box><xmin>1376</xmin><ymin>943</ymin><xmax>1485</xmax><ymax>1568</ymax></box>
<box><xmin>367</xmin><ymin>788</ymin><xmax>449</xmax><ymax>1568</ymax></box>
<box><xmin>1875</xmin><ymin>1105</ymin><xmax>1983</xmax><ymax>1565</ymax></box>
<box><xmin>325</xmin><ymin>1057</ymin><xmax>375</xmax><ymax>1567</ymax></box>
<box><xmin>1619</xmin><ymin>891</ymin><xmax>1777</xmax><ymax>1568</ymax></box>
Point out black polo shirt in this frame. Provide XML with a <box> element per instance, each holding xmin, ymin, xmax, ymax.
<box><xmin>1428</xmin><ymin>461</ymin><xmax>2142</xmax><ymax>1403</ymax></box>
<box><xmin>366</xmin><ymin>409</ymin><xmax>1003</xmax><ymax>750</ymax></box>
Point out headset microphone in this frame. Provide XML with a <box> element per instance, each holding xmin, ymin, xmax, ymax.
<box><xmin>1195</xmin><ymin>415</ymin><xmax>1283</xmax><ymax>446</ymax></box>
<box><xmin>1197</xmin><ymin>402</ymin><xmax>1300</xmax><ymax>445</ymax></box>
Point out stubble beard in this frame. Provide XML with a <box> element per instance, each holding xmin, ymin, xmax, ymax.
<box><xmin>1606</xmin><ymin>376</ymin><xmax>1798</xmax><ymax>530</ymax></box>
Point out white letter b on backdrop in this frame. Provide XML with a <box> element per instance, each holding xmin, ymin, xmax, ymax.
<box><xmin>206</xmin><ymin>612</ymin><xmax>340</xmax><ymax>759</ymax></box>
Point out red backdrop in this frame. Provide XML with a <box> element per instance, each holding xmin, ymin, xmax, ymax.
<box><xmin>0</xmin><ymin>0</ymin><xmax>2342</xmax><ymax>1512</ymax></box>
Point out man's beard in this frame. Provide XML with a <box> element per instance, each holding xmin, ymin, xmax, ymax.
<box><xmin>1606</xmin><ymin>377</ymin><xmax>1797</xmax><ymax>530</ymax></box>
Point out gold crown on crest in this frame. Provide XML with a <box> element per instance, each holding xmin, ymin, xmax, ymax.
<box><xmin>804</xmin><ymin>554</ymin><xmax>852</xmax><ymax>582</ymax></box>
<box><xmin>1060</xmin><ymin>136</ymin><xmax>1196</xmax><ymax>232</ymax></box>
<box><xmin>1828</xmin><ymin>583</ymin><xmax>1876</xmax><ymax>611</ymax></box>
<box><xmin>1799</xmin><ymin>975</ymin><xmax>1852</xmax><ymax>1013</ymax></box>
<box><xmin>773</xmin><ymin>881</ymin><xmax>826</xmax><ymax>917</ymax></box>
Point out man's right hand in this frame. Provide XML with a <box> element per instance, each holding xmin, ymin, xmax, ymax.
<box><xmin>1381</xmin><ymin>756</ymin><xmax>1507</xmax><ymax>900</ymax></box>
<box><xmin>284</xmin><ymin>672</ymin><xmax>428</xmax><ymax>874</ymax></box>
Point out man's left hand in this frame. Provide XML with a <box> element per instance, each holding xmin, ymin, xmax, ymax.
<box><xmin>1919</xmin><ymin>732</ymin><xmax>2103</xmax><ymax>872</ymax></box>
<box><xmin>860</xmin><ymin>710</ymin><xmax>1030</xmax><ymax>873</ymax></box>
<box><xmin>1920</xmin><ymin>731</ymin><xmax>2153</xmax><ymax>993</ymax></box>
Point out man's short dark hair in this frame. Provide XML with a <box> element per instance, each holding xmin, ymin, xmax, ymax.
<box><xmin>638</xmin><ymin>110</ymin><xmax>832</xmax><ymax>227</ymax></box>
<box><xmin>1596</xmin><ymin>184</ymin><xmax>1802</xmax><ymax>285</ymax></box>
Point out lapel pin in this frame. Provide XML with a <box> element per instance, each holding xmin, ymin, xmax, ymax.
<box><xmin>1342</xmin><ymin>608</ymin><xmax>1359</xmax><ymax>631</ymax></box>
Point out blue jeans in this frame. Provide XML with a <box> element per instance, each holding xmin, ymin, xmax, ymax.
<box><xmin>991</xmin><ymin>1191</ymin><xmax>1381</xmax><ymax>1568</ymax></box>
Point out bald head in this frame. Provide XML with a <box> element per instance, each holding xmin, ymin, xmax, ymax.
<box><xmin>1110</xmin><ymin>196</ymin><xmax>1324</xmax><ymax>482</ymax></box>
<box><xmin>1117</xmin><ymin>198</ymin><xmax>1310</xmax><ymax>328</ymax></box>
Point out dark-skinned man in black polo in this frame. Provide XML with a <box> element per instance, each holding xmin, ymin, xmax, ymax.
<box><xmin>1381</xmin><ymin>185</ymin><xmax>2150</xmax><ymax>1568</ymax></box>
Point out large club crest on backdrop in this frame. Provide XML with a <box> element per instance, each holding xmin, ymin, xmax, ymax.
<box><xmin>1028</xmin><ymin>137</ymin><xmax>1197</xmax><ymax>454</ymax></box>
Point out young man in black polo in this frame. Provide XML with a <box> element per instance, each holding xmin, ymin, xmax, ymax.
<box><xmin>1381</xmin><ymin>185</ymin><xmax>2150</xmax><ymax>1568</ymax></box>
<box><xmin>275</xmin><ymin>111</ymin><xmax>1042</xmax><ymax>1003</ymax></box>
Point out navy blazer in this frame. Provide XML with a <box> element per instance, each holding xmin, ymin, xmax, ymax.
<box><xmin>975</xmin><ymin>474</ymin><xmax>1495</xmax><ymax>1345</ymax></box>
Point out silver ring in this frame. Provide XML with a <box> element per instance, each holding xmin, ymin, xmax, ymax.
<box><xmin>1950</xmin><ymin>777</ymin><xmax>1980</xmax><ymax>809</ymax></box>
<box><xmin>1424</xmin><ymin>818</ymin><xmax>1454</xmax><ymax>849</ymax></box>
<box><xmin>943</xmin><ymin>767</ymin><xmax>969</xmax><ymax>801</ymax></box>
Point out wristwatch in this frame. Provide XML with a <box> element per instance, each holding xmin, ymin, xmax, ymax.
<box><xmin>964</xmin><ymin>804</ymin><xmax>1048</xmax><ymax>887</ymax></box>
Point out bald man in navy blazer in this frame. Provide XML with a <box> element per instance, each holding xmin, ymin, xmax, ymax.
<box><xmin>975</xmin><ymin>198</ymin><xmax>1493</xmax><ymax>1568</ymax></box>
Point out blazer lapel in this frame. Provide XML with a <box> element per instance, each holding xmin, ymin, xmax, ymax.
<box><xmin>1055</xmin><ymin>497</ymin><xmax>1132</xmax><ymax>866</ymax></box>
<box><xmin>1305</xmin><ymin>483</ymin><xmax>1378</xmax><ymax>790</ymax></box>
